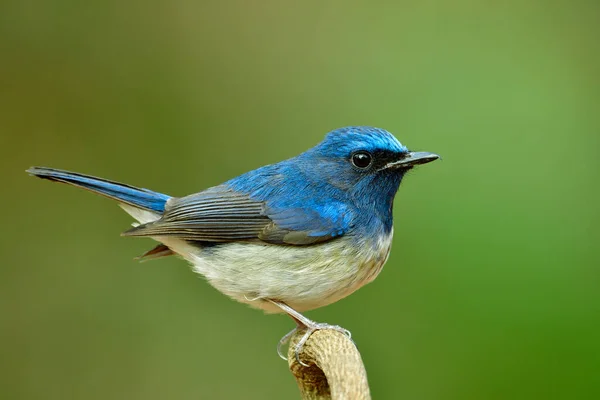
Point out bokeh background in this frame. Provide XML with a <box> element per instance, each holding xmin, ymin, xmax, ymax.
<box><xmin>1</xmin><ymin>1</ymin><xmax>599</xmax><ymax>399</ymax></box>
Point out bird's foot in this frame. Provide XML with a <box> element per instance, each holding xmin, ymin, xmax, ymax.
<box><xmin>277</xmin><ymin>321</ymin><xmax>352</xmax><ymax>366</ymax></box>
<box><xmin>269</xmin><ymin>299</ymin><xmax>353</xmax><ymax>366</ymax></box>
<box><xmin>293</xmin><ymin>322</ymin><xmax>352</xmax><ymax>367</ymax></box>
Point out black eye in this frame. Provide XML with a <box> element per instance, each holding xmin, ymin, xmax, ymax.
<box><xmin>351</xmin><ymin>151</ymin><xmax>373</xmax><ymax>169</ymax></box>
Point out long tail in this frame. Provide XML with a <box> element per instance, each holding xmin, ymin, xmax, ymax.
<box><xmin>26</xmin><ymin>167</ymin><xmax>171</xmax><ymax>213</ymax></box>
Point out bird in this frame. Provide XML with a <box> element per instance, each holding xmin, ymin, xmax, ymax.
<box><xmin>27</xmin><ymin>126</ymin><xmax>439</xmax><ymax>364</ymax></box>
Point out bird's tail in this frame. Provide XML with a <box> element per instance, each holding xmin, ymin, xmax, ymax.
<box><xmin>26</xmin><ymin>167</ymin><xmax>171</xmax><ymax>213</ymax></box>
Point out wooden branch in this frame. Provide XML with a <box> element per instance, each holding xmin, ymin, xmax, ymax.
<box><xmin>287</xmin><ymin>328</ymin><xmax>371</xmax><ymax>400</ymax></box>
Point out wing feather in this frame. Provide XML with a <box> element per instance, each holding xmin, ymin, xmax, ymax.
<box><xmin>122</xmin><ymin>184</ymin><xmax>352</xmax><ymax>245</ymax></box>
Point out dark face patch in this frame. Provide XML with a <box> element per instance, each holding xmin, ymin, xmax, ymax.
<box><xmin>348</xmin><ymin>149</ymin><xmax>409</xmax><ymax>172</ymax></box>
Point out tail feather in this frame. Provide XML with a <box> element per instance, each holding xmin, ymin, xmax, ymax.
<box><xmin>27</xmin><ymin>167</ymin><xmax>170</xmax><ymax>213</ymax></box>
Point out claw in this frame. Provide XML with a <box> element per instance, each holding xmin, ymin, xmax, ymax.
<box><xmin>291</xmin><ymin>323</ymin><xmax>354</xmax><ymax>366</ymax></box>
<box><xmin>294</xmin><ymin>329</ymin><xmax>313</xmax><ymax>366</ymax></box>
<box><xmin>277</xmin><ymin>327</ymin><xmax>298</xmax><ymax>360</ymax></box>
<box><xmin>268</xmin><ymin>299</ymin><xmax>354</xmax><ymax>365</ymax></box>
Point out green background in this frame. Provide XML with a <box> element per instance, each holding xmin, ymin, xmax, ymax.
<box><xmin>1</xmin><ymin>1</ymin><xmax>598</xmax><ymax>399</ymax></box>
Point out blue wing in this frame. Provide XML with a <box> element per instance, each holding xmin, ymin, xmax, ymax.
<box><xmin>123</xmin><ymin>181</ymin><xmax>354</xmax><ymax>245</ymax></box>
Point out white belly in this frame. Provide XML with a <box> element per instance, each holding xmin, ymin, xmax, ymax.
<box><xmin>161</xmin><ymin>232</ymin><xmax>393</xmax><ymax>313</ymax></box>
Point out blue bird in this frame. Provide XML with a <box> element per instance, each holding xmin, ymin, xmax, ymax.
<box><xmin>27</xmin><ymin>126</ymin><xmax>439</xmax><ymax>363</ymax></box>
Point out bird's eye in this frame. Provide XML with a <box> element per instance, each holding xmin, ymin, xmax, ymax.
<box><xmin>351</xmin><ymin>151</ymin><xmax>373</xmax><ymax>169</ymax></box>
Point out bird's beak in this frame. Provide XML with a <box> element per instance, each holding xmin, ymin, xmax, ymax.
<box><xmin>386</xmin><ymin>151</ymin><xmax>440</xmax><ymax>169</ymax></box>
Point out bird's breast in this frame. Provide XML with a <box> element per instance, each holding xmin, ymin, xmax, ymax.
<box><xmin>162</xmin><ymin>230</ymin><xmax>394</xmax><ymax>313</ymax></box>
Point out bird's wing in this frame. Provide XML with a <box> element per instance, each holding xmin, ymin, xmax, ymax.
<box><xmin>122</xmin><ymin>185</ymin><xmax>352</xmax><ymax>245</ymax></box>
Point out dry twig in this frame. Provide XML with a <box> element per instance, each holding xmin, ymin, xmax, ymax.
<box><xmin>287</xmin><ymin>329</ymin><xmax>371</xmax><ymax>400</ymax></box>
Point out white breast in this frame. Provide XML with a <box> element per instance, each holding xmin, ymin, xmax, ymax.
<box><xmin>161</xmin><ymin>231</ymin><xmax>394</xmax><ymax>313</ymax></box>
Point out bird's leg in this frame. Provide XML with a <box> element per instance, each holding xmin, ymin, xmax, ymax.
<box><xmin>268</xmin><ymin>299</ymin><xmax>352</xmax><ymax>366</ymax></box>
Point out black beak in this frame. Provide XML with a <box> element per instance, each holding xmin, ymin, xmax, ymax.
<box><xmin>386</xmin><ymin>151</ymin><xmax>440</xmax><ymax>169</ymax></box>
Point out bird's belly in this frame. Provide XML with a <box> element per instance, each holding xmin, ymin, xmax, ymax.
<box><xmin>161</xmin><ymin>233</ymin><xmax>393</xmax><ymax>313</ymax></box>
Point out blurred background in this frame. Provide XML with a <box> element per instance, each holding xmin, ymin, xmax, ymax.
<box><xmin>1</xmin><ymin>1</ymin><xmax>599</xmax><ymax>399</ymax></box>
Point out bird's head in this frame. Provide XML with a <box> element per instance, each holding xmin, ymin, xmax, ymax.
<box><xmin>303</xmin><ymin>127</ymin><xmax>438</xmax><ymax>197</ymax></box>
